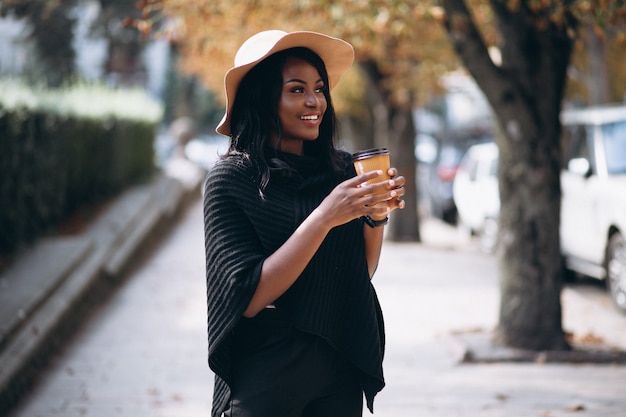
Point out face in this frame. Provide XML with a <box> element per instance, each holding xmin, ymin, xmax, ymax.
<box><xmin>276</xmin><ymin>57</ymin><xmax>328</xmax><ymax>154</ymax></box>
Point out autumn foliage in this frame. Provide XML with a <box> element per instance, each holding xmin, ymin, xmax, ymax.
<box><xmin>131</xmin><ymin>0</ymin><xmax>626</xmax><ymax>110</ymax></box>
<box><xmin>133</xmin><ymin>0</ymin><xmax>459</xmax><ymax>108</ymax></box>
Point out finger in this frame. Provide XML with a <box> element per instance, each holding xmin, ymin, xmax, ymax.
<box><xmin>389</xmin><ymin>174</ymin><xmax>406</xmax><ymax>188</ymax></box>
<box><xmin>348</xmin><ymin>170</ymin><xmax>383</xmax><ymax>187</ymax></box>
<box><xmin>360</xmin><ymin>181</ymin><xmax>393</xmax><ymax>198</ymax></box>
<box><xmin>365</xmin><ymin>179</ymin><xmax>404</xmax><ymax>196</ymax></box>
<box><xmin>391</xmin><ymin>185</ymin><xmax>406</xmax><ymax>198</ymax></box>
<box><xmin>363</xmin><ymin>187</ymin><xmax>399</xmax><ymax>205</ymax></box>
<box><xmin>387</xmin><ymin>195</ymin><xmax>405</xmax><ymax>210</ymax></box>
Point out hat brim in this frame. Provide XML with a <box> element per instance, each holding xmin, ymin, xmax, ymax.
<box><xmin>216</xmin><ymin>31</ymin><xmax>354</xmax><ymax>136</ymax></box>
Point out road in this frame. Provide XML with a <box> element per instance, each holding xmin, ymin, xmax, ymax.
<box><xmin>8</xmin><ymin>198</ymin><xmax>626</xmax><ymax>417</ymax></box>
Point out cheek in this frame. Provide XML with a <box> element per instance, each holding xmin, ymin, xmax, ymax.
<box><xmin>277</xmin><ymin>99</ymin><xmax>290</xmax><ymax>121</ymax></box>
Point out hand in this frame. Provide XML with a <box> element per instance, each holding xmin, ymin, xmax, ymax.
<box><xmin>366</xmin><ymin>167</ymin><xmax>406</xmax><ymax>220</ymax></box>
<box><xmin>386</xmin><ymin>167</ymin><xmax>406</xmax><ymax>212</ymax></box>
<box><xmin>314</xmin><ymin>169</ymin><xmax>405</xmax><ymax>228</ymax></box>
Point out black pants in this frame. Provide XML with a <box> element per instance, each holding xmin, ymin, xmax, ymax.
<box><xmin>225</xmin><ymin>309</ymin><xmax>363</xmax><ymax>417</ymax></box>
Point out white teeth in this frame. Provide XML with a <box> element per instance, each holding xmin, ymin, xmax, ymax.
<box><xmin>301</xmin><ymin>115</ymin><xmax>319</xmax><ymax>120</ymax></box>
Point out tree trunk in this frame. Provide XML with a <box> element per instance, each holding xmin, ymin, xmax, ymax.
<box><xmin>5</xmin><ymin>0</ymin><xmax>78</xmax><ymax>86</ymax></box>
<box><xmin>387</xmin><ymin>105</ymin><xmax>420</xmax><ymax>242</ymax></box>
<box><xmin>337</xmin><ymin>114</ymin><xmax>374</xmax><ymax>151</ymax></box>
<box><xmin>583</xmin><ymin>24</ymin><xmax>610</xmax><ymax>105</ymax></box>
<box><xmin>360</xmin><ymin>61</ymin><xmax>421</xmax><ymax>242</ymax></box>
<box><xmin>442</xmin><ymin>0</ymin><xmax>573</xmax><ymax>350</ymax></box>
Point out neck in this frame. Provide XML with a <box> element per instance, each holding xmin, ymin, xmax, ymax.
<box><xmin>271</xmin><ymin>136</ymin><xmax>304</xmax><ymax>155</ymax></box>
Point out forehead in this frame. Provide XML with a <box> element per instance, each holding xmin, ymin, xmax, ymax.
<box><xmin>281</xmin><ymin>57</ymin><xmax>322</xmax><ymax>81</ymax></box>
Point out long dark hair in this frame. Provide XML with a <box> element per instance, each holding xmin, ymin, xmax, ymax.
<box><xmin>228</xmin><ymin>47</ymin><xmax>344</xmax><ymax>190</ymax></box>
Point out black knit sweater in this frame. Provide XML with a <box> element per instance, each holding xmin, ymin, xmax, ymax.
<box><xmin>203</xmin><ymin>149</ymin><xmax>385</xmax><ymax>417</ymax></box>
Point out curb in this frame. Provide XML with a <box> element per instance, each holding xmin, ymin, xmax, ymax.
<box><xmin>451</xmin><ymin>330</ymin><xmax>626</xmax><ymax>364</ymax></box>
<box><xmin>0</xmin><ymin>159</ymin><xmax>205</xmax><ymax>413</ymax></box>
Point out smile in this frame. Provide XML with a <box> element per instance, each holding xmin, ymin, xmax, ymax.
<box><xmin>301</xmin><ymin>115</ymin><xmax>319</xmax><ymax>121</ymax></box>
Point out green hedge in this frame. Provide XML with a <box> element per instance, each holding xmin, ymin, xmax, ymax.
<box><xmin>0</xmin><ymin>80</ymin><xmax>163</xmax><ymax>257</ymax></box>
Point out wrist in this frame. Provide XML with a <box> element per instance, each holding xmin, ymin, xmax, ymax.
<box><xmin>368</xmin><ymin>214</ymin><xmax>388</xmax><ymax>221</ymax></box>
<box><xmin>363</xmin><ymin>215</ymin><xmax>389</xmax><ymax>228</ymax></box>
<box><xmin>307</xmin><ymin>207</ymin><xmax>336</xmax><ymax>233</ymax></box>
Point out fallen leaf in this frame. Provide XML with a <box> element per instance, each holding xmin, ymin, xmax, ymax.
<box><xmin>567</xmin><ymin>403</ymin><xmax>586</xmax><ymax>412</ymax></box>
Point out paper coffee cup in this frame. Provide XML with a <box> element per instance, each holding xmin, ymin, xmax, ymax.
<box><xmin>352</xmin><ymin>147</ymin><xmax>391</xmax><ymax>185</ymax></box>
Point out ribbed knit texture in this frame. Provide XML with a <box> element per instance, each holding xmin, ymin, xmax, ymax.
<box><xmin>203</xmin><ymin>150</ymin><xmax>385</xmax><ymax>417</ymax></box>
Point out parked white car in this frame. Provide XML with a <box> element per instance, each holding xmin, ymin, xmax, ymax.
<box><xmin>452</xmin><ymin>141</ymin><xmax>500</xmax><ymax>253</ymax></box>
<box><xmin>452</xmin><ymin>104</ymin><xmax>626</xmax><ymax>315</ymax></box>
<box><xmin>560</xmin><ymin>104</ymin><xmax>626</xmax><ymax>314</ymax></box>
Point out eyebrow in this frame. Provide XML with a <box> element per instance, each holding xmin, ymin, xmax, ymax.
<box><xmin>284</xmin><ymin>78</ymin><xmax>324</xmax><ymax>85</ymax></box>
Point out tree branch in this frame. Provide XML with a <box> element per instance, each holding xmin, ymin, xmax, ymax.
<box><xmin>441</xmin><ymin>0</ymin><xmax>507</xmax><ymax>103</ymax></box>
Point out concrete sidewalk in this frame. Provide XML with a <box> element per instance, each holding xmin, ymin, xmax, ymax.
<box><xmin>372</xmin><ymin>239</ymin><xmax>626</xmax><ymax>417</ymax></box>
<box><xmin>0</xmin><ymin>157</ymin><xmax>206</xmax><ymax>414</ymax></box>
<box><xmin>4</xmin><ymin>198</ymin><xmax>626</xmax><ymax>417</ymax></box>
<box><xmin>2</xmin><ymin>156</ymin><xmax>626</xmax><ymax>417</ymax></box>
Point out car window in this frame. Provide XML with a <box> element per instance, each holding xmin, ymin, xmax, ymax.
<box><xmin>562</xmin><ymin>124</ymin><xmax>591</xmax><ymax>171</ymax></box>
<box><xmin>602</xmin><ymin>121</ymin><xmax>626</xmax><ymax>175</ymax></box>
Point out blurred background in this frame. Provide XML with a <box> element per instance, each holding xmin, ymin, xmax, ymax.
<box><xmin>1</xmin><ymin>1</ymin><xmax>626</xmax><ymax>415</ymax></box>
<box><xmin>1</xmin><ymin>0</ymin><xmax>626</xmax><ymax>323</ymax></box>
<box><xmin>1</xmin><ymin>0</ymin><xmax>626</xmax><ymax>361</ymax></box>
<box><xmin>2</xmin><ymin>0</ymin><xmax>625</xmax><ymax>242</ymax></box>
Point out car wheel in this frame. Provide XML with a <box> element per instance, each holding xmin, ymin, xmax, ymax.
<box><xmin>560</xmin><ymin>256</ymin><xmax>577</xmax><ymax>283</ymax></box>
<box><xmin>606</xmin><ymin>232</ymin><xmax>626</xmax><ymax>314</ymax></box>
<box><xmin>442</xmin><ymin>206</ymin><xmax>458</xmax><ymax>225</ymax></box>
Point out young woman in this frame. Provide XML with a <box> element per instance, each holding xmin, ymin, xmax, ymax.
<box><xmin>203</xmin><ymin>30</ymin><xmax>406</xmax><ymax>417</ymax></box>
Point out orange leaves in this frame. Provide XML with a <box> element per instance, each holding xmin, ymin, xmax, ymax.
<box><xmin>372</xmin><ymin>8</ymin><xmax>390</xmax><ymax>34</ymax></box>
<box><xmin>136</xmin><ymin>0</ymin><xmax>163</xmax><ymax>19</ymax></box>
<box><xmin>427</xmin><ymin>6</ymin><xmax>447</xmax><ymax>23</ymax></box>
<box><xmin>125</xmin><ymin>0</ymin><xmax>172</xmax><ymax>42</ymax></box>
<box><xmin>149</xmin><ymin>0</ymin><xmax>625</xmax><ymax>108</ymax></box>
<box><xmin>568</xmin><ymin>0</ymin><xmax>626</xmax><ymax>43</ymax></box>
<box><xmin>450</xmin><ymin>12</ymin><xmax>471</xmax><ymax>35</ymax></box>
<box><xmin>153</xmin><ymin>0</ymin><xmax>460</xmax><ymax>107</ymax></box>
<box><xmin>528</xmin><ymin>0</ymin><xmax>553</xmax><ymax>14</ymax></box>
<box><xmin>120</xmin><ymin>17</ymin><xmax>152</xmax><ymax>42</ymax></box>
<box><xmin>121</xmin><ymin>17</ymin><xmax>137</xmax><ymax>28</ymax></box>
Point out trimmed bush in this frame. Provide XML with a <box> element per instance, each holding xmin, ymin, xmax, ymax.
<box><xmin>0</xmin><ymin>80</ymin><xmax>163</xmax><ymax>257</ymax></box>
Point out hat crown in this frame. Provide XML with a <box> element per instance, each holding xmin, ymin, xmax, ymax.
<box><xmin>234</xmin><ymin>30</ymin><xmax>288</xmax><ymax>67</ymax></box>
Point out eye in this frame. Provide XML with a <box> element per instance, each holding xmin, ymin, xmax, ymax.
<box><xmin>290</xmin><ymin>86</ymin><xmax>305</xmax><ymax>93</ymax></box>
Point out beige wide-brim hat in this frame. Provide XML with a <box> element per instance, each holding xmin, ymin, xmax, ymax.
<box><xmin>216</xmin><ymin>30</ymin><xmax>355</xmax><ymax>136</ymax></box>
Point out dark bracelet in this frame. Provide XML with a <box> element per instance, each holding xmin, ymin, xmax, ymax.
<box><xmin>363</xmin><ymin>215</ymin><xmax>389</xmax><ymax>228</ymax></box>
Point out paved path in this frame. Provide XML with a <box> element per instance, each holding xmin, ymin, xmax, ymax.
<box><xmin>7</xmin><ymin>200</ymin><xmax>626</xmax><ymax>417</ymax></box>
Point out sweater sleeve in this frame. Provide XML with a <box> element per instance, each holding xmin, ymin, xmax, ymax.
<box><xmin>203</xmin><ymin>159</ymin><xmax>265</xmax><ymax>388</ymax></box>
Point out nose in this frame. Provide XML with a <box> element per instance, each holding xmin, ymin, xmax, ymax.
<box><xmin>305</xmin><ymin>91</ymin><xmax>319</xmax><ymax>107</ymax></box>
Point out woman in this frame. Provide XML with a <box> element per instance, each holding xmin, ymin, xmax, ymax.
<box><xmin>203</xmin><ymin>30</ymin><xmax>406</xmax><ymax>417</ymax></box>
